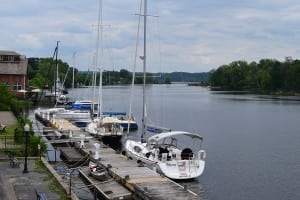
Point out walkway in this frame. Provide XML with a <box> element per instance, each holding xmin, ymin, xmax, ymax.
<box><xmin>0</xmin><ymin>153</ymin><xmax>65</xmax><ymax>200</ymax></box>
<box><xmin>0</xmin><ymin>111</ymin><xmax>17</xmax><ymax>125</ymax></box>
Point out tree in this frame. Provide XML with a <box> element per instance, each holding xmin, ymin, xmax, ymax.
<box><xmin>209</xmin><ymin>58</ymin><xmax>300</xmax><ymax>93</ymax></box>
<box><xmin>0</xmin><ymin>84</ymin><xmax>13</xmax><ymax>110</ymax></box>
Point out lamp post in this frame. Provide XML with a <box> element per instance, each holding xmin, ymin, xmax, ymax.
<box><xmin>38</xmin><ymin>144</ymin><xmax>41</xmax><ymax>160</ymax></box>
<box><xmin>23</xmin><ymin>123</ymin><xmax>30</xmax><ymax>173</ymax></box>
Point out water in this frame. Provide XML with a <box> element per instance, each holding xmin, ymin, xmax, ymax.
<box><xmin>67</xmin><ymin>84</ymin><xmax>300</xmax><ymax>200</ymax></box>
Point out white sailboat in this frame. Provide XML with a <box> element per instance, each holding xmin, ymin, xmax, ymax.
<box><xmin>85</xmin><ymin>0</ymin><xmax>123</xmax><ymax>145</ymax></box>
<box><xmin>124</xmin><ymin>0</ymin><xmax>206</xmax><ymax>180</ymax></box>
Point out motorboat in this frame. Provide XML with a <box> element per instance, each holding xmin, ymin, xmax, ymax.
<box><xmin>72</xmin><ymin>100</ymin><xmax>96</xmax><ymax>110</ymax></box>
<box><xmin>35</xmin><ymin>107</ymin><xmax>91</xmax><ymax>120</ymax></box>
<box><xmin>125</xmin><ymin>131</ymin><xmax>206</xmax><ymax>180</ymax></box>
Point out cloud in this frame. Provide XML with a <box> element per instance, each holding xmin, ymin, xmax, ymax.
<box><xmin>1</xmin><ymin>0</ymin><xmax>300</xmax><ymax>72</ymax></box>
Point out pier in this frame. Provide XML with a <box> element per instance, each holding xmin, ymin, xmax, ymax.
<box><xmin>33</xmin><ymin>112</ymin><xmax>201</xmax><ymax>199</ymax></box>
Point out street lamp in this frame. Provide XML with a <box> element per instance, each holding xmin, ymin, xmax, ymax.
<box><xmin>38</xmin><ymin>144</ymin><xmax>41</xmax><ymax>160</ymax></box>
<box><xmin>23</xmin><ymin>123</ymin><xmax>30</xmax><ymax>173</ymax></box>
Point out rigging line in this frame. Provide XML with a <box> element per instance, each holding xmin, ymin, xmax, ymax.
<box><xmin>37</xmin><ymin>45</ymin><xmax>58</xmax><ymax>105</ymax></box>
<box><xmin>141</xmin><ymin>0</ymin><xmax>147</xmax><ymax>143</ymax></box>
<box><xmin>72</xmin><ymin>52</ymin><xmax>76</xmax><ymax>89</ymax></box>
<box><xmin>92</xmin><ymin>0</ymin><xmax>102</xmax><ymax>114</ymax></box>
<box><xmin>103</xmin><ymin>25</ymin><xmax>114</xmax><ymax>111</ymax></box>
<box><xmin>61</xmin><ymin>67</ymin><xmax>70</xmax><ymax>89</ymax></box>
<box><xmin>97</xmin><ymin>0</ymin><xmax>104</xmax><ymax>118</ymax></box>
<box><xmin>128</xmin><ymin>0</ymin><xmax>143</xmax><ymax>133</ymax></box>
<box><xmin>156</xmin><ymin>16</ymin><xmax>164</xmax><ymax>126</ymax></box>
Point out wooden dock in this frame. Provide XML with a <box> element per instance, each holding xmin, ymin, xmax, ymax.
<box><xmin>49</xmin><ymin>118</ymin><xmax>80</xmax><ymax>132</ymax></box>
<box><xmin>33</xmin><ymin>112</ymin><xmax>202</xmax><ymax>200</ymax></box>
<box><xmin>79</xmin><ymin>167</ymin><xmax>132</xmax><ymax>200</ymax></box>
<box><xmin>82</xmin><ymin>141</ymin><xmax>200</xmax><ymax>200</ymax></box>
<box><xmin>60</xmin><ymin>147</ymin><xmax>88</xmax><ymax>164</ymax></box>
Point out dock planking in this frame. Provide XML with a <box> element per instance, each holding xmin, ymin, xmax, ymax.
<box><xmin>60</xmin><ymin>147</ymin><xmax>88</xmax><ymax>163</ymax></box>
<box><xmin>49</xmin><ymin>118</ymin><xmax>80</xmax><ymax>132</ymax></box>
<box><xmin>34</xmin><ymin>113</ymin><xmax>202</xmax><ymax>199</ymax></box>
<box><xmin>79</xmin><ymin>167</ymin><xmax>132</xmax><ymax>200</ymax></box>
<box><xmin>82</xmin><ymin>141</ymin><xmax>201</xmax><ymax>200</ymax></box>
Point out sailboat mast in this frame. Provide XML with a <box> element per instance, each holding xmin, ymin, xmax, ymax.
<box><xmin>93</xmin><ymin>0</ymin><xmax>102</xmax><ymax>115</ymax></box>
<box><xmin>98</xmin><ymin>0</ymin><xmax>103</xmax><ymax>118</ymax></box>
<box><xmin>72</xmin><ymin>52</ymin><xmax>75</xmax><ymax>89</ymax></box>
<box><xmin>55</xmin><ymin>41</ymin><xmax>59</xmax><ymax>103</ymax></box>
<box><xmin>141</xmin><ymin>0</ymin><xmax>147</xmax><ymax>142</ymax></box>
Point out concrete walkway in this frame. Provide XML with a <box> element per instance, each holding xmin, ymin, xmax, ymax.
<box><xmin>0</xmin><ymin>111</ymin><xmax>17</xmax><ymax>125</ymax></box>
<box><xmin>0</xmin><ymin>112</ymin><xmax>68</xmax><ymax>199</ymax></box>
<box><xmin>0</xmin><ymin>153</ymin><xmax>64</xmax><ymax>200</ymax></box>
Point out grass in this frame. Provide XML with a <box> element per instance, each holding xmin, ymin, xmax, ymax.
<box><xmin>1</xmin><ymin>124</ymin><xmax>18</xmax><ymax>136</ymax></box>
<box><xmin>34</xmin><ymin>160</ymin><xmax>69</xmax><ymax>200</ymax></box>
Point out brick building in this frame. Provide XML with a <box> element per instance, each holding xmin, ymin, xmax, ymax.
<box><xmin>0</xmin><ymin>50</ymin><xmax>28</xmax><ymax>95</ymax></box>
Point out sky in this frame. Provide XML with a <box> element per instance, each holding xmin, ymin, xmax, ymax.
<box><xmin>1</xmin><ymin>0</ymin><xmax>300</xmax><ymax>73</ymax></box>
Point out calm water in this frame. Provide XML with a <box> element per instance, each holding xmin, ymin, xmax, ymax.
<box><xmin>68</xmin><ymin>84</ymin><xmax>300</xmax><ymax>200</ymax></box>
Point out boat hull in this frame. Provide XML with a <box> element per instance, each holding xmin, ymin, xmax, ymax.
<box><xmin>124</xmin><ymin>140</ymin><xmax>157</xmax><ymax>165</ymax></box>
<box><xmin>156</xmin><ymin>160</ymin><xmax>205</xmax><ymax>180</ymax></box>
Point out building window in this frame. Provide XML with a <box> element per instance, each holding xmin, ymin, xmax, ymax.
<box><xmin>8</xmin><ymin>56</ymin><xmax>14</xmax><ymax>61</ymax></box>
<box><xmin>0</xmin><ymin>56</ymin><xmax>3</xmax><ymax>61</ymax></box>
<box><xmin>13</xmin><ymin>82</ymin><xmax>22</xmax><ymax>91</ymax></box>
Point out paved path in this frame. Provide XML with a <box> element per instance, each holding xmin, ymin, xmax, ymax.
<box><xmin>0</xmin><ymin>111</ymin><xmax>17</xmax><ymax>125</ymax></box>
<box><xmin>0</xmin><ymin>153</ymin><xmax>63</xmax><ymax>200</ymax></box>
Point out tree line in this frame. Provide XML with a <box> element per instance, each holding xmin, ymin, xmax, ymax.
<box><xmin>209</xmin><ymin>58</ymin><xmax>300</xmax><ymax>93</ymax></box>
<box><xmin>27</xmin><ymin>57</ymin><xmax>209</xmax><ymax>89</ymax></box>
<box><xmin>28</xmin><ymin>57</ymin><xmax>171</xmax><ymax>88</ymax></box>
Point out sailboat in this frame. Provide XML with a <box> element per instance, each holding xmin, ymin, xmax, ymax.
<box><xmin>124</xmin><ymin>0</ymin><xmax>206</xmax><ymax>180</ymax></box>
<box><xmin>85</xmin><ymin>0</ymin><xmax>123</xmax><ymax>147</ymax></box>
<box><xmin>45</xmin><ymin>41</ymin><xmax>69</xmax><ymax>104</ymax></box>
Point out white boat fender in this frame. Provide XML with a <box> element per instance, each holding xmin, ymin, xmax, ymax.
<box><xmin>198</xmin><ymin>150</ymin><xmax>206</xmax><ymax>160</ymax></box>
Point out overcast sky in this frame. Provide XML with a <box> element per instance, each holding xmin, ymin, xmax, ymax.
<box><xmin>1</xmin><ymin>0</ymin><xmax>300</xmax><ymax>72</ymax></box>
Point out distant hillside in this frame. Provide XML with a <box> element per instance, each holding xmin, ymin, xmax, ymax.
<box><xmin>153</xmin><ymin>72</ymin><xmax>210</xmax><ymax>83</ymax></box>
<box><xmin>78</xmin><ymin>70</ymin><xmax>211</xmax><ymax>85</ymax></box>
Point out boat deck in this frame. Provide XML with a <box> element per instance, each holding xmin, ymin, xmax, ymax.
<box><xmin>83</xmin><ymin>141</ymin><xmax>200</xmax><ymax>200</ymax></box>
<box><xmin>49</xmin><ymin>118</ymin><xmax>80</xmax><ymax>132</ymax></box>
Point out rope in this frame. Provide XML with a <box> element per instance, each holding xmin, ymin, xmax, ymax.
<box><xmin>64</xmin><ymin>152</ymin><xmax>90</xmax><ymax>168</ymax></box>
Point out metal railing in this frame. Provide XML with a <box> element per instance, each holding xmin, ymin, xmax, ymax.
<box><xmin>0</xmin><ymin>135</ymin><xmax>24</xmax><ymax>150</ymax></box>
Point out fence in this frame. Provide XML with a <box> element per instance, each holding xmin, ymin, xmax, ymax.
<box><xmin>0</xmin><ymin>135</ymin><xmax>23</xmax><ymax>151</ymax></box>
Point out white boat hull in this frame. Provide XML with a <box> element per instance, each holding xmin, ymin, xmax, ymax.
<box><xmin>125</xmin><ymin>140</ymin><xmax>157</xmax><ymax>165</ymax></box>
<box><xmin>124</xmin><ymin>131</ymin><xmax>206</xmax><ymax>180</ymax></box>
<box><xmin>157</xmin><ymin>160</ymin><xmax>205</xmax><ymax>180</ymax></box>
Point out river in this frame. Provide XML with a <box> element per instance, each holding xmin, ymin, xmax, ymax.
<box><xmin>66</xmin><ymin>84</ymin><xmax>300</xmax><ymax>200</ymax></box>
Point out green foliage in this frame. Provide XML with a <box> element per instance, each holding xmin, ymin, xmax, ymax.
<box><xmin>15</xmin><ymin>116</ymin><xmax>47</xmax><ymax>156</ymax></box>
<box><xmin>0</xmin><ymin>84</ymin><xmax>14</xmax><ymax>110</ymax></box>
<box><xmin>0</xmin><ymin>124</ymin><xmax>17</xmax><ymax>135</ymax></box>
<box><xmin>27</xmin><ymin>57</ymin><xmax>72</xmax><ymax>89</ymax></box>
<box><xmin>29</xmin><ymin>135</ymin><xmax>47</xmax><ymax>156</ymax></box>
<box><xmin>0</xmin><ymin>83</ymin><xmax>29</xmax><ymax>111</ymax></box>
<box><xmin>209</xmin><ymin>58</ymin><xmax>300</xmax><ymax>93</ymax></box>
<box><xmin>29</xmin><ymin>75</ymin><xmax>46</xmax><ymax>89</ymax></box>
<box><xmin>27</xmin><ymin>57</ymin><xmax>210</xmax><ymax>88</ymax></box>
